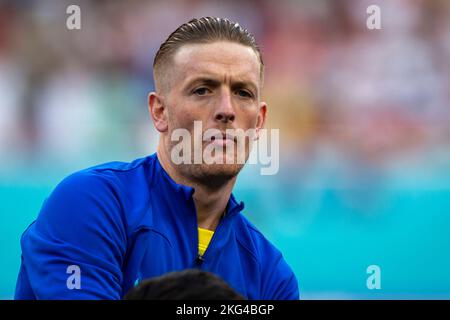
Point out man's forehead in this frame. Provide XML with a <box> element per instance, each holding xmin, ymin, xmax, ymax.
<box><xmin>172</xmin><ymin>42</ymin><xmax>261</xmax><ymax>83</ymax></box>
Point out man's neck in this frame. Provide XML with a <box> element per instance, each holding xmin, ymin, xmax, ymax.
<box><xmin>156</xmin><ymin>148</ymin><xmax>236</xmax><ymax>231</ymax></box>
<box><xmin>192</xmin><ymin>182</ymin><xmax>234</xmax><ymax>230</ymax></box>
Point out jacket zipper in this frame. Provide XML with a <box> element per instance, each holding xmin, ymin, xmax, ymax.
<box><xmin>194</xmin><ymin>205</ymin><xmax>241</xmax><ymax>268</ymax></box>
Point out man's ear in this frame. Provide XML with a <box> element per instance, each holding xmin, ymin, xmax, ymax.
<box><xmin>148</xmin><ymin>92</ymin><xmax>168</xmax><ymax>132</ymax></box>
<box><xmin>255</xmin><ymin>101</ymin><xmax>267</xmax><ymax>140</ymax></box>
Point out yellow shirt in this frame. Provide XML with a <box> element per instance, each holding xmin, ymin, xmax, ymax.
<box><xmin>198</xmin><ymin>227</ymin><xmax>214</xmax><ymax>256</ymax></box>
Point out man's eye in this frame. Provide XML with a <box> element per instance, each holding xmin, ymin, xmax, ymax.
<box><xmin>236</xmin><ymin>90</ymin><xmax>252</xmax><ymax>98</ymax></box>
<box><xmin>193</xmin><ymin>88</ymin><xmax>210</xmax><ymax>96</ymax></box>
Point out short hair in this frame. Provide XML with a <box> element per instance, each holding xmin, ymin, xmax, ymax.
<box><xmin>153</xmin><ymin>17</ymin><xmax>264</xmax><ymax>91</ymax></box>
<box><xmin>123</xmin><ymin>269</ymin><xmax>245</xmax><ymax>300</ymax></box>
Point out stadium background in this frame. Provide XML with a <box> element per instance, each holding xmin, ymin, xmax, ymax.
<box><xmin>1</xmin><ymin>0</ymin><xmax>450</xmax><ymax>299</ymax></box>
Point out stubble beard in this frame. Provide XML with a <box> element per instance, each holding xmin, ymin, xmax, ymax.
<box><xmin>176</xmin><ymin>161</ymin><xmax>244</xmax><ymax>189</ymax></box>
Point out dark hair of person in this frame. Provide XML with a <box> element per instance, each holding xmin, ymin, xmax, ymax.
<box><xmin>123</xmin><ymin>269</ymin><xmax>245</xmax><ymax>300</ymax></box>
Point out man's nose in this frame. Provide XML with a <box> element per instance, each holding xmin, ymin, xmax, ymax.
<box><xmin>214</xmin><ymin>91</ymin><xmax>236</xmax><ymax>123</ymax></box>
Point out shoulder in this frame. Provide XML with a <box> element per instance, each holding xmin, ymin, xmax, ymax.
<box><xmin>233</xmin><ymin>213</ymin><xmax>281</xmax><ymax>259</ymax></box>
<box><xmin>33</xmin><ymin>155</ymin><xmax>156</xmax><ymax>236</ymax></box>
<box><xmin>54</xmin><ymin>154</ymin><xmax>155</xmax><ymax>199</ymax></box>
<box><xmin>77</xmin><ymin>154</ymin><xmax>154</xmax><ymax>181</ymax></box>
<box><xmin>233</xmin><ymin>213</ymin><xmax>300</xmax><ymax>299</ymax></box>
<box><xmin>83</xmin><ymin>155</ymin><xmax>153</xmax><ymax>173</ymax></box>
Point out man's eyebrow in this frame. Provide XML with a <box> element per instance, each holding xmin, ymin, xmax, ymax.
<box><xmin>183</xmin><ymin>77</ymin><xmax>221</xmax><ymax>90</ymax></box>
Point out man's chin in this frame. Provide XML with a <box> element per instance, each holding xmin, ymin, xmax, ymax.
<box><xmin>182</xmin><ymin>162</ymin><xmax>244</xmax><ymax>188</ymax></box>
<box><xmin>201</xmin><ymin>162</ymin><xmax>243</xmax><ymax>176</ymax></box>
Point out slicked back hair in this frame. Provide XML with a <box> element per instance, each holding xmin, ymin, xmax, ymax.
<box><xmin>153</xmin><ymin>17</ymin><xmax>264</xmax><ymax>91</ymax></box>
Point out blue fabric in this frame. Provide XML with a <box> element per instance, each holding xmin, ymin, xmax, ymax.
<box><xmin>15</xmin><ymin>153</ymin><xmax>299</xmax><ymax>300</ymax></box>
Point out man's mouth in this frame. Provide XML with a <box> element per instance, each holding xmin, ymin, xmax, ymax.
<box><xmin>208</xmin><ymin>133</ymin><xmax>236</xmax><ymax>146</ymax></box>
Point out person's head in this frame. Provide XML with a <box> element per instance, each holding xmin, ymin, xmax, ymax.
<box><xmin>148</xmin><ymin>17</ymin><xmax>267</xmax><ymax>188</ymax></box>
<box><xmin>123</xmin><ymin>269</ymin><xmax>245</xmax><ymax>300</ymax></box>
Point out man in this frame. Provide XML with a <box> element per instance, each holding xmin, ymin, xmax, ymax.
<box><xmin>15</xmin><ymin>17</ymin><xmax>299</xmax><ymax>300</ymax></box>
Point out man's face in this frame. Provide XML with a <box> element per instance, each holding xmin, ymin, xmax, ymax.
<box><xmin>153</xmin><ymin>41</ymin><xmax>266</xmax><ymax>185</ymax></box>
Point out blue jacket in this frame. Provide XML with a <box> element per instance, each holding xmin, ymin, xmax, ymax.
<box><xmin>15</xmin><ymin>153</ymin><xmax>299</xmax><ymax>299</ymax></box>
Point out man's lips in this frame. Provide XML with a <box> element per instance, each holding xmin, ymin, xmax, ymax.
<box><xmin>206</xmin><ymin>133</ymin><xmax>237</xmax><ymax>146</ymax></box>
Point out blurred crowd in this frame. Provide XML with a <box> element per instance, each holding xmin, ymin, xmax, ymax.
<box><xmin>1</xmin><ymin>0</ymin><xmax>450</xmax><ymax>299</ymax></box>
<box><xmin>0</xmin><ymin>0</ymin><xmax>449</xmax><ymax>189</ymax></box>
